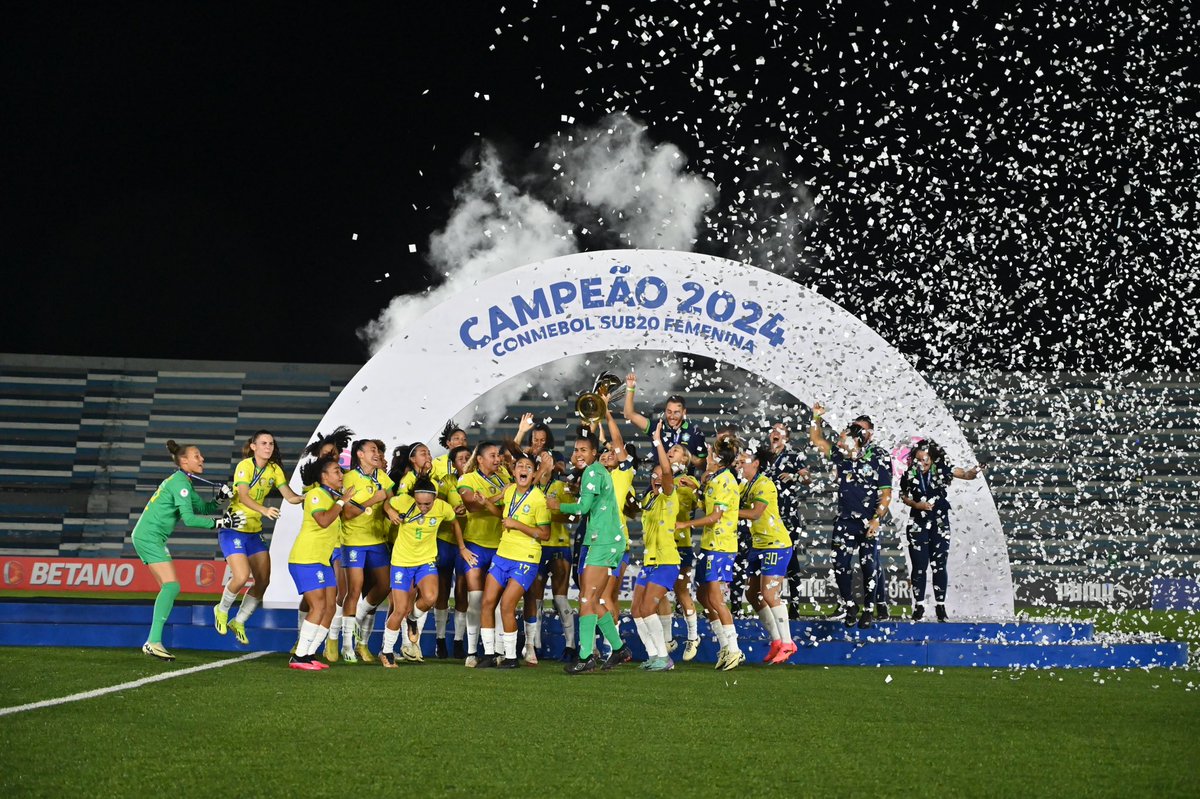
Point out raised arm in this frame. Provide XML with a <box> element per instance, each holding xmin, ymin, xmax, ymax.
<box><xmin>809</xmin><ymin>402</ymin><xmax>832</xmax><ymax>457</ymax></box>
<box><xmin>652</xmin><ymin>420</ymin><xmax>674</xmax><ymax>496</ymax></box>
<box><xmin>622</xmin><ymin>371</ymin><xmax>650</xmax><ymax>433</ymax></box>
<box><xmin>605</xmin><ymin>407</ymin><xmax>624</xmax><ymax>455</ymax></box>
<box><xmin>512</xmin><ymin>412</ymin><xmax>535</xmax><ymax>452</ymax></box>
<box><xmin>952</xmin><ymin>464</ymin><xmax>984</xmax><ymax>480</ymax></box>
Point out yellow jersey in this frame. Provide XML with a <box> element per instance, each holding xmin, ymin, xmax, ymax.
<box><xmin>430</xmin><ymin>453</ymin><xmax>452</xmax><ymax>482</ymax></box>
<box><xmin>611</xmin><ymin>459</ymin><xmax>636</xmax><ymax>549</ymax></box>
<box><xmin>496</xmin><ymin>484</ymin><xmax>550</xmax><ymax>564</ymax></box>
<box><xmin>229</xmin><ymin>458</ymin><xmax>288</xmax><ymax>534</ymax></box>
<box><xmin>341</xmin><ymin>468</ymin><xmax>395</xmax><ymax>547</ymax></box>
<box><xmin>389</xmin><ymin>494</ymin><xmax>455</xmax><ymax>567</ymax></box>
<box><xmin>289</xmin><ymin>486</ymin><xmax>341</xmax><ymax>565</ymax></box>
<box><xmin>457</xmin><ymin>469</ymin><xmax>509</xmax><ymax>549</ymax></box>
<box><xmin>700</xmin><ymin>469</ymin><xmax>739</xmax><ymax>553</ymax></box>
<box><xmin>436</xmin><ymin>472</ymin><xmax>464</xmax><ymax>544</ymax></box>
<box><xmin>542</xmin><ymin>479</ymin><xmax>575</xmax><ymax>547</ymax></box>
<box><xmin>742</xmin><ymin>474</ymin><xmax>791</xmax><ymax>549</ymax></box>
<box><xmin>673</xmin><ymin>474</ymin><xmax>699</xmax><ymax>549</ymax></box>
<box><xmin>641</xmin><ymin>488</ymin><xmax>681</xmax><ymax>566</ymax></box>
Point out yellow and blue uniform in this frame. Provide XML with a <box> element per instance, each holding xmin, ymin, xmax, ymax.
<box><xmin>220</xmin><ymin>458</ymin><xmax>289</xmax><ymax>559</ymax></box>
<box><xmin>490</xmin><ymin>483</ymin><xmax>549</xmax><ymax>592</ymax></box>
<box><xmin>636</xmin><ymin>487</ymin><xmax>681</xmax><ymax>590</ymax></box>
<box><xmin>673</xmin><ymin>473</ymin><xmax>700</xmax><ymax>570</ymax></box>
<box><xmin>742</xmin><ymin>474</ymin><xmax>793</xmax><ymax>577</ymax></box>
<box><xmin>288</xmin><ymin>486</ymin><xmax>342</xmax><ymax>594</ymax></box>
<box><xmin>539</xmin><ymin>479</ymin><xmax>574</xmax><ymax>578</ymax></box>
<box><xmin>388</xmin><ymin>494</ymin><xmax>455</xmax><ymax>592</ymax></box>
<box><xmin>698</xmin><ymin>468</ymin><xmax>739</xmax><ymax>584</ymax></box>
<box><xmin>455</xmin><ymin>469</ymin><xmax>509</xmax><ymax>574</ymax></box>
<box><xmin>434</xmin><ymin>472</ymin><xmax>465</xmax><ymax>571</ymax></box>
<box><xmin>340</xmin><ymin>467</ymin><xmax>395</xmax><ymax>570</ymax></box>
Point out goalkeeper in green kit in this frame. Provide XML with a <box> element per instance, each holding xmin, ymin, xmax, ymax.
<box><xmin>547</xmin><ymin>430</ymin><xmax>631</xmax><ymax>674</ymax></box>
<box><xmin>131</xmin><ymin>440</ymin><xmax>243</xmax><ymax>661</ymax></box>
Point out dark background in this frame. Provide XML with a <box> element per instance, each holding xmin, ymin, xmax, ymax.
<box><xmin>4</xmin><ymin>2</ymin><xmax>1196</xmax><ymax>370</ymax></box>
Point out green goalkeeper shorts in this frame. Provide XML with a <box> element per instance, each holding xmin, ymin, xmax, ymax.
<box><xmin>132</xmin><ymin>532</ymin><xmax>172</xmax><ymax>565</ymax></box>
<box><xmin>584</xmin><ymin>544</ymin><xmax>623</xmax><ymax>570</ymax></box>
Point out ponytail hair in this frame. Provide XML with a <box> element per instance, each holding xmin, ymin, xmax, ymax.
<box><xmin>439</xmin><ymin>419</ymin><xmax>465</xmax><ymax>449</ymax></box>
<box><xmin>165</xmin><ymin>439</ymin><xmax>195</xmax><ymax>467</ymax></box>
<box><xmin>305</xmin><ymin>425</ymin><xmax>354</xmax><ymax>459</ymax></box>
<box><xmin>300</xmin><ymin>454</ymin><xmax>339</xmax><ymax>488</ymax></box>
<box><xmin>242</xmin><ymin>429</ymin><xmax>284</xmax><ymax>469</ymax></box>
<box><xmin>411</xmin><ymin>476</ymin><xmax>438</xmax><ymax>495</ymax></box>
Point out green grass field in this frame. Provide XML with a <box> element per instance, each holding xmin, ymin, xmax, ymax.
<box><xmin>1</xmin><ymin>646</ymin><xmax>1197</xmax><ymax>798</ymax></box>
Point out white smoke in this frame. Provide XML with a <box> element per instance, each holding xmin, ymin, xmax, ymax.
<box><xmin>359</xmin><ymin>112</ymin><xmax>718</xmax><ymax>426</ymax></box>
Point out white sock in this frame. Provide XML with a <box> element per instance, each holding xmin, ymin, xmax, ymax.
<box><xmin>646</xmin><ymin>614</ymin><xmax>668</xmax><ymax>658</ymax></box>
<box><xmin>758</xmin><ymin>606</ymin><xmax>780</xmax><ymax>641</ymax></box>
<box><xmin>524</xmin><ymin>620</ymin><xmax>538</xmax><ymax>655</ymax></box>
<box><xmin>296</xmin><ymin>620</ymin><xmax>321</xmax><ymax>657</ymax></box>
<box><xmin>329</xmin><ymin>607</ymin><xmax>343</xmax><ymax>640</ymax></box>
<box><xmin>219</xmin><ymin>586</ymin><xmax>238</xmax><ymax>613</ymax></box>
<box><xmin>342</xmin><ymin>617</ymin><xmax>356</xmax><ymax>652</ymax></box>
<box><xmin>313</xmin><ymin>626</ymin><xmax>329</xmax><ymax>656</ymax></box>
<box><xmin>234</xmin><ymin>595</ymin><xmax>260</xmax><ymax>624</ymax></box>
<box><xmin>658</xmin><ymin>613</ymin><xmax>673</xmax><ymax>647</ymax></box>
<box><xmin>553</xmin><ymin>596</ymin><xmax>575</xmax><ymax>648</ymax></box>
<box><xmin>494</xmin><ymin>604</ymin><xmax>504</xmax><ymax>633</ymax></box>
<box><xmin>454</xmin><ymin>610</ymin><xmax>467</xmax><ymax>642</ymax></box>
<box><xmin>634</xmin><ymin>617</ymin><xmax>653</xmax><ymax>657</ymax></box>
<box><xmin>297</xmin><ymin>609</ymin><xmax>307</xmax><ymax>631</ymax></box>
<box><xmin>710</xmin><ymin>620</ymin><xmax>726</xmax><ymax>649</ymax></box>
<box><xmin>533</xmin><ymin>616</ymin><xmax>542</xmax><ymax>650</ymax></box>
<box><xmin>685</xmin><ymin>609</ymin><xmax>698</xmax><ymax>640</ymax></box>
<box><xmin>435</xmin><ymin>608</ymin><xmax>449</xmax><ymax>638</ymax></box>
<box><xmin>382</xmin><ymin>627</ymin><xmax>399</xmax><ymax>654</ymax></box>
<box><xmin>354</xmin><ymin>601</ymin><xmax>371</xmax><ymax>634</ymax></box>
<box><xmin>481</xmin><ymin>627</ymin><xmax>496</xmax><ymax>656</ymax></box>
<box><xmin>410</xmin><ymin>606</ymin><xmax>429</xmax><ymax>641</ymax></box>
<box><xmin>502</xmin><ymin>630</ymin><xmax>518</xmax><ymax>660</ymax></box>
<box><xmin>466</xmin><ymin>591</ymin><xmax>483</xmax><ymax>654</ymax></box>
<box><xmin>771</xmin><ymin>604</ymin><xmax>793</xmax><ymax>645</ymax></box>
<box><xmin>726</xmin><ymin>622</ymin><xmax>741</xmax><ymax>654</ymax></box>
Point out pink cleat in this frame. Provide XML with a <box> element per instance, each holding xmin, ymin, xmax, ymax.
<box><xmin>289</xmin><ymin>656</ymin><xmax>323</xmax><ymax>671</ymax></box>
<box><xmin>769</xmin><ymin>642</ymin><xmax>798</xmax><ymax>664</ymax></box>
<box><xmin>762</xmin><ymin>639</ymin><xmax>783</xmax><ymax>664</ymax></box>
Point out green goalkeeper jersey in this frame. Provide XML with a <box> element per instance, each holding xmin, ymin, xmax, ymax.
<box><xmin>132</xmin><ymin>470</ymin><xmax>220</xmax><ymax>542</ymax></box>
<box><xmin>560</xmin><ymin>462</ymin><xmax>623</xmax><ymax>548</ymax></box>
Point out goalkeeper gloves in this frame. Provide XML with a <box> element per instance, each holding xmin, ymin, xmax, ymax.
<box><xmin>217</xmin><ymin>510</ymin><xmax>247</xmax><ymax>530</ymax></box>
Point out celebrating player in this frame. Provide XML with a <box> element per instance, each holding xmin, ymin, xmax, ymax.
<box><xmin>300</xmin><ymin>425</ymin><xmax>353</xmax><ymax>661</ymax></box>
<box><xmin>477</xmin><ymin>453</ymin><xmax>550</xmax><ymax>669</ymax></box>
<box><xmin>632</xmin><ymin>424</ymin><xmax>679</xmax><ymax>671</ymax></box>
<box><xmin>432</xmin><ymin>420</ymin><xmax>468</xmax><ymax>481</ymax></box>
<box><xmin>667</xmin><ymin>443</ymin><xmax>702</xmax><ymax>659</ymax></box>
<box><xmin>548</xmin><ymin>431</ymin><xmax>630</xmax><ymax>674</ymax></box>
<box><xmin>456</xmin><ymin>441</ymin><xmax>510</xmax><ymax>666</ymax></box>
<box><xmin>738</xmin><ymin>446</ymin><xmax>798</xmax><ymax>664</ymax></box>
<box><xmin>339</xmin><ymin>438</ymin><xmax>396</xmax><ymax>661</ymax></box>
<box><xmin>132</xmin><ymin>440</ymin><xmax>242</xmax><ymax>661</ymax></box>
<box><xmin>622</xmin><ymin>371</ymin><xmax>707</xmax><ymax>468</ymax></box>
<box><xmin>214</xmin><ymin>430</ymin><xmax>303</xmax><ymax>645</ymax></box>
<box><xmin>287</xmin><ymin>454</ymin><xmax>346</xmax><ymax>670</ymax></box>
<box><xmin>525</xmin><ymin>452</ymin><xmax>576</xmax><ymax>664</ymax></box>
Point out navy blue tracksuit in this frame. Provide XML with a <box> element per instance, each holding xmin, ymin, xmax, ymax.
<box><xmin>830</xmin><ymin>447</ymin><xmax>892</xmax><ymax>607</ymax></box>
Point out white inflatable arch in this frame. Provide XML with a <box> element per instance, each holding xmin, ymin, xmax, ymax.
<box><xmin>267</xmin><ymin>250</ymin><xmax>1013</xmax><ymax>618</ymax></box>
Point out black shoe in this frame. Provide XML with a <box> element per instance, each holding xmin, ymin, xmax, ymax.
<box><xmin>874</xmin><ymin>604</ymin><xmax>888</xmax><ymax>621</ymax></box>
<box><xmin>935</xmin><ymin>604</ymin><xmax>948</xmax><ymax>623</ymax></box>
<box><xmin>857</xmin><ymin>610</ymin><xmax>874</xmax><ymax>630</ymax></box>
<box><xmin>842</xmin><ymin>605</ymin><xmax>859</xmax><ymax>628</ymax></box>
<box><xmin>911</xmin><ymin>604</ymin><xmax>925</xmax><ymax>621</ymax></box>
<box><xmin>565</xmin><ymin>653</ymin><xmax>600</xmax><ymax>675</ymax></box>
<box><xmin>453</xmin><ymin>639</ymin><xmax>466</xmax><ymax>659</ymax></box>
<box><xmin>436</xmin><ymin>638</ymin><xmax>449</xmax><ymax>659</ymax></box>
<box><xmin>601</xmin><ymin>645</ymin><xmax>633</xmax><ymax>671</ymax></box>
<box><xmin>826</xmin><ymin>605</ymin><xmax>848</xmax><ymax>621</ymax></box>
<box><xmin>561</xmin><ymin>646</ymin><xmax>578</xmax><ymax>663</ymax></box>
<box><xmin>475</xmin><ymin>653</ymin><xmax>498</xmax><ymax>669</ymax></box>
<box><xmin>498</xmin><ymin>658</ymin><xmax>519</xmax><ymax>669</ymax></box>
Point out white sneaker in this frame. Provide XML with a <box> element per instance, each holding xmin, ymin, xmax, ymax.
<box><xmin>524</xmin><ymin>647</ymin><xmax>539</xmax><ymax>666</ymax></box>
<box><xmin>400</xmin><ymin>641</ymin><xmax>423</xmax><ymax>662</ymax></box>
<box><xmin>667</xmin><ymin>639</ymin><xmax>679</xmax><ymax>654</ymax></box>
<box><xmin>713</xmin><ymin>647</ymin><xmax>729</xmax><ymax>670</ymax></box>
<box><xmin>721</xmin><ymin>649</ymin><xmax>746</xmax><ymax>671</ymax></box>
<box><xmin>465</xmin><ymin>655</ymin><xmax>478</xmax><ymax>668</ymax></box>
<box><xmin>682</xmin><ymin>638</ymin><xmax>700</xmax><ymax>662</ymax></box>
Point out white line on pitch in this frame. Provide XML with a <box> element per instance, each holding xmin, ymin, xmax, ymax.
<box><xmin>0</xmin><ymin>651</ymin><xmax>271</xmax><ymax>718</ymax></box>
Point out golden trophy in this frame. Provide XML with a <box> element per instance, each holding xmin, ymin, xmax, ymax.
<box><xmin>574</xmin><ymin>372</ymin><xmax>626</xmax><ymax>424</ymax></box>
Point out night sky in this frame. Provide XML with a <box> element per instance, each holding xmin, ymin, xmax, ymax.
<box><xmin>5</xmin><ymin>2</ymin><xmax>1197</xmax><ymax>371</ymax></box>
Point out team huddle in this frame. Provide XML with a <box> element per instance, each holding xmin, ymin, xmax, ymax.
<box><xmin>130</xmin><ymin>371</ymin><xmax>982</xmax><ymax>672</ymax></box>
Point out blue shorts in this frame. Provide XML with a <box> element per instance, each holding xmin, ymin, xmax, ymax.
<box><xmin>218</xmin><ymin>528</ymin><xmax>269</xmax><ymax>559</ymax></box>
<box><xmin>748</xmin><ymin>547</ymin><xmax>793</xmax><ymax>577</ymax></box>
<box><xmin>436</xmin><ymin>539</ymin><xmax>457</xmax><ymax>572</ymax></box>
<box><xmin>489</xmin><ymin>554</ymin><xmax>537</xmax><ymax>592</ymax></box>
<box><xmin>636</xmin><ymin>564</ymin><xmax>680</xmax><ymax>590</ymax></box>
<box><xmin>343</xmin><ymin>544</ymin><xmax>389</xmax><ymax>570</ymax></box>
<box><xmin>698</xmin><ymin>550</ymin><xmax>735</xmax><ymax>584</ymax></box>
<box><xmin>289</xmin><ymin>562</ymin><xmax>334</xmax><ymax>594</ymax></box>
<box><xmin>330</xmin><ymin>546</ymin><xmax>343</xmax><ymax>566</ymax></box>
<box><xmin>391</xmin><ymin>562</ymin><xmax>438</xmax><ymax>592</ymax></box>
<box><xmin>538</xmin><ymin>546</ymin><xmax>571</xmax><ymax>579</ymax></box>
<box><xmin>456</xmin><ymin>542</ymin><xmax>497</xmax><ymax>575</ymax></box>
<box><xmin>677</xmin><ymin>546</ymin><xmax>695</xmax><ymax>571</ymax></box>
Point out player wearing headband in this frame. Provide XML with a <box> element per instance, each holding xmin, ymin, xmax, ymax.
<box><xmin>455</xmin><ymin>441</ymin><xmax>510</xmax><ymax>666</ymax></box>
<box><xmin>338</xmin><ymin>439</ymin><xmax>396</xmax><ymax>662</ymax></box>
<box><xmin>132</xmin><ymin>440</ymin><xmax>241</xmax><ymax>661</ymax></box>
<box><xmin>666</xmin><ymin>443</ymin><xmax>702</xmax><ymax>660</ymax></box>
<box><xmin>214</xmin><ymin>430</ymin><xmax>303</xmax><ymax>646</ymax></box>
<box><xmin>477</xmin><ymin>453</ymin><xmax>550</xmax><ymax>669</ymax></box>
<box><xmin>300</xmin><ymin>425</ymin><xmax>353</xmax><ymax>662</ymax></box>
<box><xmin>632</xmin><ymin>423</ymin><xmax>680</xmax><ymax>671</ymax></box>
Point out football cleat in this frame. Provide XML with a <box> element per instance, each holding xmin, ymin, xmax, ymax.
<box><xmin>647</xmin><ymin>656</ymin><xmax>675</xmax><ymax>672</ymax></box>
<box><xmin>912</xmin><ymin>604</ymin><xmax>926</xmax><ymax>622</ymax></box>
<box><xmin>769</xmin><ymin>642</ymin><xmax>798</xmax><ymax>665</ymax></box>
<box><xmin>875</xmin><ymin>604</ymin><xmax>889</xmax><ymax>621</ymax></box>
<box><xmin>324</xmin><ymin>637</ymin><xmax>340</xmax><ymax>662</ymax></box>
<box><xmin>721</xmin><ymin>650</ymin><xmax>746</xmax><ymax>671</ymax></box>
<box><xmin>435</xmin><ymin>638</ymin><xmax>449</xmax><ymax>659</ymax></box>
<box><xmin>213</xmin><ymin>606</ymin><xmax>228</xmax><ymax>635</ymax></box>
<box><xmin>523</xmin><ymin>648</ymin><xmax>539</xmax><ymax>667</ymax></box>
<box><xmin>355</xmin><ymin>643</ymin><xmax>375</xmax><ymax>663</ymax></box>
<box><xmin>498</xmin><ymin>658</ymin><xmax>520</xmax><ymax>669</ymax></box>
<box><xmin>288</xmin><ymin>655</ymin><xmax>321</xmax><ymax>671</ymax></box>
<box><xmin>601</xmin><ymin>645</ymin><xmax>633</xmax><ymax>671</ymax></box>
<box><xmin>401</xmin><ymin>641</ymin><xmax>424</xmax><ymax>663</ymax></box>
<box><xmin>842</xmin><ymin>605</ymin><xmax>859</xmax><ymax>628</ymax></box>
<box><xmin>935</xmin><ymin>604</ymin><xmax>948</xmax><ymax>623</ymax></box>
<box><xmin>341</xmin><ymin>646</ymin><xmax>358</xmax><ymax>663</ymax></box>
<box><xmin>464</xmin><ymin>655</ymin><xmax>478</xmax><ymax>668</ymax></box>
<box><xmin>379</xmin><ymin>651</ymin><xmax>397</xmax><ymax>669</ymax></box>
<box><xmin>142</xmin><ymin>642</ymin><xmax>175</xmax><ymax>662</ymax></box>
<box><xmin>475</xmin><ymin>653</ymin><xmax>497</xmax><ymax>669</ymax></box>
<box><xmin>564</xmin><ymin>653</ymin><xmax>600</xmax><ymax>675</ymax></box>
<box><xmin>762</xmin><ymin>640</ymin><xmax>783</xmax><ymax>664</ymax></box>
<box><xmin>713</xmin><ymin>647</ymin><xmax>729</xmax><ymax>670</ymax></box>
<box><xmin>682</xmin><ymin>638</ymin><xmax>700</xmax><ymax>662</ymax></box>
<box><xmin>229</xmin><ymin>620</ymin><xmax>249</xmax><ymax>646</ymax></box>
<box><xmin>666</xmin><ymin>639</ymin><xmax>679</xmax><ymax>654</ymax></box>
<box><xmin>560</xmin><ymin>646</ymin><xmax>578</xmax><ymax>664</ymax></box>
<box><xmin>857</xmin><ymin>611</ymin><xmax>874</xmax><ymax>630</ymax></box>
